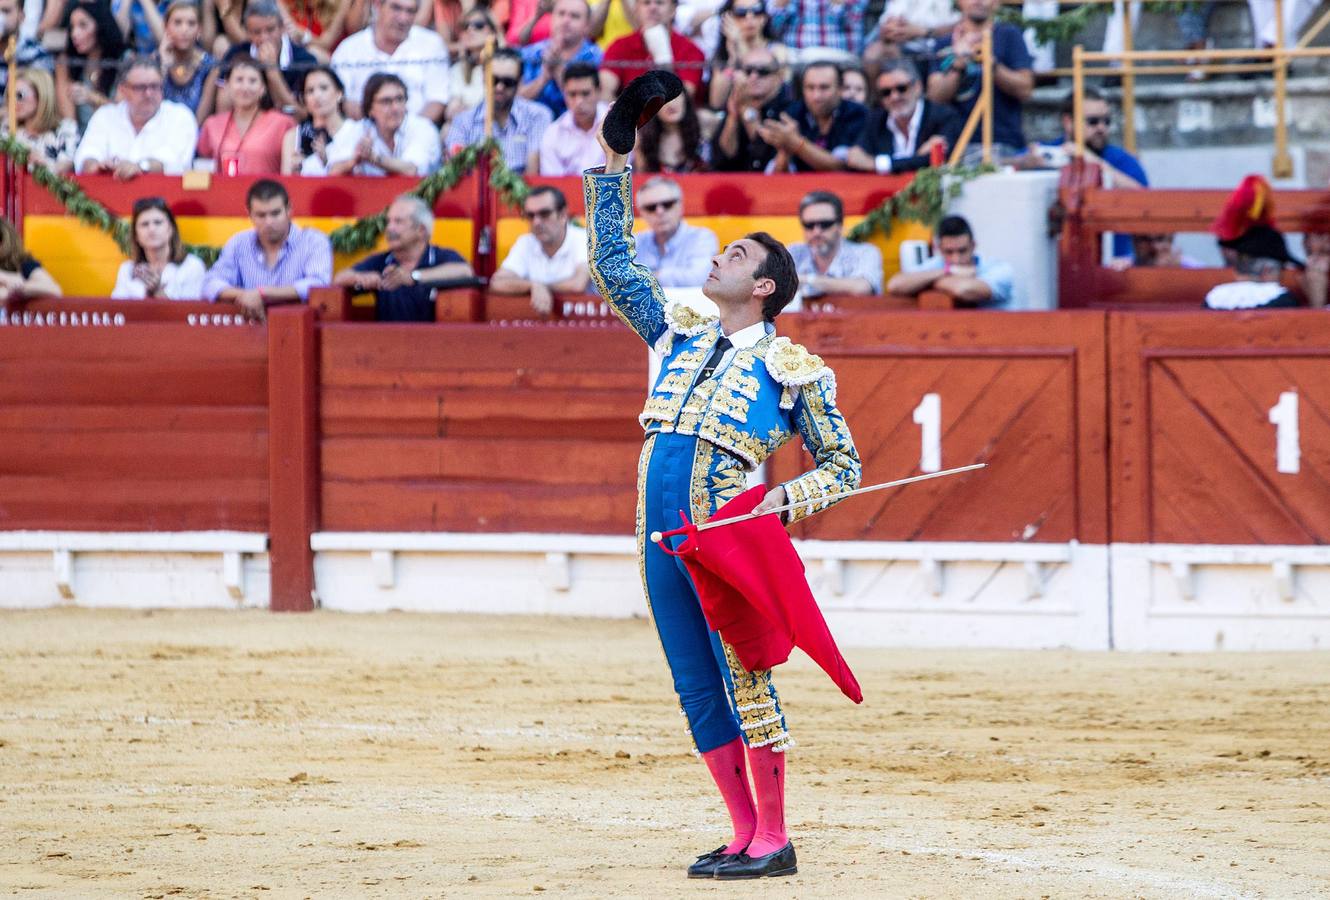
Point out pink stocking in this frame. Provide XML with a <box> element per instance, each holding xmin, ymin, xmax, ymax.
<box><xmin>701</xmin><ymin>737</ymin><xmax>756</xmax><ymax>854</ymax></box>
<box><xmin>745</xmin><ymin>744</ymin><xmax>787</xmax><ymax>857</ymax></box>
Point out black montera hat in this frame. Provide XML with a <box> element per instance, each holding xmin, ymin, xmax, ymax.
<box><xmin>602</xmin><ymin>70</ymin><xmax>685</xmax><ymax>155</ymax></box>
<box><xmin>1227</xmin><ymin>224</ymin><xmax>1304</xmax><ymax>269</ymax></box>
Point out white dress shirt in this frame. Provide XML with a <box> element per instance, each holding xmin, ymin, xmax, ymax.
<box><xmin>332</xmin><ymin>26</ymin><xmax>450</xmax><ymax>119</ymax></box>
<box><xmin>887</xmin><ymin>101</ymin><xmax>924</xmax><ymax>159</ymax></box>
<box><xmin>74</xmin><ymin>100</ymin><xmax>199</xmax><ymax>174</ymax></box>
<box><xmin>325</xmin><ymin>115</ymin><xmax>442</xmax><ymax>176</ymax></box>
<box><xmin>712</xmin><ymin>319</ymin><xmax>770</xmax><ymax>375</ymax></box>
<box><xmin>499</xmin><ymin>225</ymin><xmax>588</xmax><ymax>285</ymax></box>
<box><xmin>110</xmin><ymin>255</ymin><xmax>208</xmax><ymax>300</ymax></box>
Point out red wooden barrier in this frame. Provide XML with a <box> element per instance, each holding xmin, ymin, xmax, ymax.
<box><xmin>1109</xmin><ymin>310</ymin><xmax>1330</xmax><ymax>545</ymax></box>
<box><xmin>0</xmin><ymin>300</ymin><xmax>268</xmax><ymax>531</ymax></box>
<box><xmin>775</xmin><ymin>311</ymin><xmax>1109</xmax><ymax>544</ymax></box>
<box><xmin>317</xmin><ymin>322</ymin><xmax>645</xmax><ymax>534</ymax></box>
<box><xmin>268</xmin><ymin>306</ymin><xmax>319</xmax><ymax>611</ymax></box>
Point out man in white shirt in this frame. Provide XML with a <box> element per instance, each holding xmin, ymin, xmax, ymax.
<box><xmin>333</xmin><ymin>0</ymin><xmax>449</xmax><ymax>125</ymax></box>
<box><xmin>538</xmin><ymin>62</ymin><xmax>607</xmax><ymax>176</ymax></box>
<box><xmin>325</xmin><ymin>73</ymin><xmax>441</xmax><ymax>176</ymax></box>
<box><xmin>74</xmin><ymin>57</ymin><xmax>198</xmax><ymax>177</ymax></box>
<box><xmin>489</xmin><ymin>185</ymin><xmax>590</xmax><ymax>315</ymax></box>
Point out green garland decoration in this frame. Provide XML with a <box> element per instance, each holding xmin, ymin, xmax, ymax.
<box><xmin>847</xmin><ymin>163</ymin><xmax>996</xmax><ymax>244</ymax></box>
<box><xmin>0</xmin><ymin>133</ymin><xmax>132</xmax><ymax>254</ymax></box>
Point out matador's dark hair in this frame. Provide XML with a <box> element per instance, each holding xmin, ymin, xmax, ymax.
<box><xmin>746</xmin><ymin>231</ymin><xmax>798</xmax><ymax>321</ymax></box>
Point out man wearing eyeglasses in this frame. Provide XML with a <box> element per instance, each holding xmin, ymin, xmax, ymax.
<box><xmin>788</xmin><ymin>191</ymin><xmax>882</xmax><ymax>298</ymax></box>
<box><xmin>711</xmin><ymin>47</ymin><xmax>792</xmax><ymax>173</ymax></box>
<box><xmin>489</xmin><ymin>185</ymin><xmax>590</xmax><ymax>315</ymax></box>
<box><xmin>1037</xmin><ymin>88</ymin><xmax>1147</xmax><ymax>260</ymax></box>
<box><xmin>846</xmin><ymin>59</ymin><xmax>961</xmax><ymax>175</ymax></box>
<box><xmin>74</xmin><ymin>56</ymin><xmax>198</xmax><ymax>178</ymax></box>
<box><xmin>633</xmin><ymin>177</ymin><xmax>718</xmax><ymax>288</ymax></box>
<box><xmin>447</xmin><ymin>48</ymin><xmax>553</xmax><ymax>174</ymax></box>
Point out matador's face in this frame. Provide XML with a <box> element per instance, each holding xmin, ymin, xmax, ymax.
<box><xmin>704</xmin><ymin>238</ymin><xmax>771</xmax><ymax>309</ymax></box>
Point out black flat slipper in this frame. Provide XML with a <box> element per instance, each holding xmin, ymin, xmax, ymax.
<box><xmin>602</xmin><ymin>69</ymin><xmax>685</xmax><ymax>155</ymax></box>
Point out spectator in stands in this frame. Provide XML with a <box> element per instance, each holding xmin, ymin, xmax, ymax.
<box><xmin>768</xmin><ymin>0</ymin><xmax>866</xmax><ymax>59</ymax></box>
<box><xmin>507</xmin><ymin>0</ymin><xmax>554</xmax><ymax>46</ymax></box>
<box><xmin>333</xmin><ymin>0</ymin><xmax>450</xmax><ymax>124</ymax></box>
<box><xmin>600</xmin><ymin>0</ymin><xmax>705</xmax><ymax>100</ymax></box>
<box><xmin>202</xmin><ymin>179</ymin><xmax>333</xmax><ymax>320</ymax></box>
<box><xmin>635</xmin><ymin>91</ymin><xmax>707</xmax><ymax>172</ymax></box>
<box><xmin>489</xmin><ymin>185</ymin><xmax>589</xmax><ymax>315</ymax></box>
<box><xmin>327</xmin><ymin>72</ymin><xmax>442</xmax><ymax>175</ymax></box>
<box><xmin>633</xmin><ymin>176</ymin><xmax>718</xmax><ymax>287</ymax></box>
<box><xmin>220</xmin><ymin>1</ymin><xmax>318</xmax><ymax>114</ymax></box>
<box><xmin>1303</xmin><ymin>231</ymin><xmax>1328</xmax><ymax>309</ymax></box>
<box><xmin>1109</xmin><ymin>233</ymin><xmax>1204</xmax><ymax>270</ymax></box>
<box><xmin>282</xmin><ymin>65</ymin><xmax>351</xmax><ymax>175</ymax></box>
<box><xmin>847</xmin><ymin>58</ymin><xmax>960</xmax><ymax>175</ymax></box>
<box><xmin>55</xmin><ymin>1</ymin><xmax>126</xmax><ymax>130</ymax></box>
<box><xmin>196</xmin><ymin>56</ymin><xmax>295</xmax><ymax>174</ymax></box>
<box><xmin>75</xmin><ymin>56</ymin><xmax>199</xmax><ymax>177</ymax></box>
<box><xmin>519</xmin><ymin>0</ymin><xmax>601</xmax><ymax>118</ymax></box>
<box><xmin>4</xmin><ymin>68</ymin><xmax>80</xmax><ymax>175</ymax></box>
<box><xmin>158</xmin><ymin>0</ymin><xmax>217</xmax><ymax>120</ymax></box>
<box><xmin>1248</xmin><ymin>0</ymin><xmax>1319</xmax><ymax>50</ymax></box>
<box><xmin>862</xmin><ymin>0</ymin><xmax>957</xmax><ymax>79</ymax></box>
<box><xmin>840</xmin><ymin>64</ymin><xmax>867</xmax><ymax>106</ymax></box>
<box><xmin>710</xmin><ymin>45</ymin><xmax>790</xmax><ymax>172</ymax></box>
<box><xmin>789</xmin><ymin>191</ymin><xmax>882</xmax><ymax>297</ymax></box>
<box><xmin>538</xmin><ymin>62</ymin><xmax>607</xmax><ymax>174</ymax></box>
<box><xmin>447</xmin><ymin>9</ymin><xmax>501</xmax><ymax>120</ymax></box>
<box><xmin>706</xmin><ymin>0</ymin><xmax>790</xmax><ymax>110</ymax></box>
<box><xmin>761</xmin><ymin>60</ymin><xmax>866</xmax><ymax>172</ymax></box>
<box><xmin>0</xmin><ymin>218</ymin><xmax>61</xmax><ymax>308</ymax></box>
<box><xmin>1043</xmin><ymin>89</ymin><xmax>1147</xmax><ymax>188</ymax></box>
<box><xmin>281</xmin><ymin>0</ymin><xmax>364</xmax><ymax>58</ymax></box>
<box><xmin>446</xmin><ymin>48</ymin><xmax>551</xmax><ymax>173</ymax></box>
<box><xmin>927</xmin><ymin>0</ymin><xmax>1033</xmax><ymax>161</ymax></box>
<box><xmin>1204</xmin><ymin>226</ymin><xmax>1302</xmax><ymax>310</ymax></box>
<box><xmin>111</xmin><ymin>197</ymin><xmax>208</xmax><ymax>300</ymax></box>
<box><xmin>334</xmin><ymin>194</ymin><xmax>474</xmax><ymax>321</ymax></box>
<box><xmin>887</xmin><ymin>214</ymin><xmax>1015</xmax><ymax>308</ymax></box>
<box><xmin>0</xmin><ymin>0</ymin><xmax>50</xmax><ymax>99</ymax></box>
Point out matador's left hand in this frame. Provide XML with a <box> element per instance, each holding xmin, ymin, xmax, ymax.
<box><xmin>751</xmin><ymin>484</ymin><xmax>787</xmax><ymax>518</ymax></box>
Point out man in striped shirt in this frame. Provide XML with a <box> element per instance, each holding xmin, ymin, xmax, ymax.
<box><xmin>203</xmin><ymin>180</ymin><xmax>333</xmax><ymax>321</ymax></box>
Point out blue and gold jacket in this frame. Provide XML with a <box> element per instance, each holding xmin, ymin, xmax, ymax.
<box><xmin>583</xmin><ymin>168</ymin><xmax>861</xmax><ymax>524</ymax></box>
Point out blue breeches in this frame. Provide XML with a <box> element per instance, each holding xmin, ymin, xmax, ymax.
<box><xmin>636</xmin><ymin>431</ymin><xmax>791</xmax><ymax>754</ymax></box>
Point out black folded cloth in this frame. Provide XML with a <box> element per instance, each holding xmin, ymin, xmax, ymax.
<box><xmin>602</xmin><ymin>69</ymin><xmax>684</xmax><ymax>155</ymax></box>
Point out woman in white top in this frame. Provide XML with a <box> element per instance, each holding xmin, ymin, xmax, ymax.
<box><xmin>281</xmin><ymin>65</ymin><xmax>353</xmax><ymax>176</ymax></box>
<box><xmin>111</xmin><ymin>197</ymin><xmax>207</xmax><ymax>300</ymax></box>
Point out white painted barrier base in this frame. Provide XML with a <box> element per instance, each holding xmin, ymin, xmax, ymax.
<box><xmin>1110</xmin><ymin>544</ymin><xmax>1330</xmax><ymax>651</ymax></box>
<box><xmin>0</xmin><ymin>532</ymin><xmax>269</xmax><ymax>609</ymax></box>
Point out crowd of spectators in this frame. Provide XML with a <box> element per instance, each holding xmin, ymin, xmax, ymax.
<box><xmin>0</xmin><ymin>0</ymin><xmax>1324</xmax><ymax>316</ymax></box>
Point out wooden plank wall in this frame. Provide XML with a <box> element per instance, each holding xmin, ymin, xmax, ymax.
<box><xmin>0</xmin><ymin>322</ymin><xmax>269</xmax><ymax>531</ymax></box>
<box><xmin>1110</xmin><ymin>310</ymin><xmax>1330</xmax><ymax>545</ymax></box>
<box><xmin>774</xmin><ymin>311</ymin><xmax>1109</xmax><ymax>544</ymax></box>
<box><xmin>318</xmin><ymin>322</ymin><xmax>647</xmax><ymax>534</ymax></box>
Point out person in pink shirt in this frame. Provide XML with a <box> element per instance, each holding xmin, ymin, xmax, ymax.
<box><xmin>538</xmin><ymin>62</ymin><xmax>608</xmax><ymax>175</ymax></box>
<box><xmin>196</xmin><ymin>55</ymin><xmax>296</xmax><ymax>175</ymax></box>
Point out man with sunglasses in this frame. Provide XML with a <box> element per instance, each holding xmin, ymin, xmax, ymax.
<box><xmin>1038</xmin><ymin>88</ymin><xmax>1147</xmax><ymax>260</ymax></box>
<box><xmin>711</xmin><ymin>47</ymin><xmax>793</xmax><ymax>173</ymax></box>
<box><xmin>446</xmin><ymin>48</ymin><xmax>553</xmax><ymax>174</ymax></box>
<box><xmin>490</xmin><ymin>185</ymin><xmax>590</xmax><ymax>315</ymax></box>
<box><xmin>847</xmin><ymin>59</ymin><xmax>961</xmax><ymax>175</ymax></box>
<box><xmin>633</xmin><ymin>176</ymin><xmax>718</xmax><ymax>287</ymax></box>
<box><xmin>788</xmin><ymin>191</ymin><xmax>882</xmax><ymax>298</ymax></box>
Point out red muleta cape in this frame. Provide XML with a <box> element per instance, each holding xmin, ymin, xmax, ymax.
<box><xmin>655</xmin><ymin>485</ymin><xmax>863</xmax><ymax>704</ymax></box>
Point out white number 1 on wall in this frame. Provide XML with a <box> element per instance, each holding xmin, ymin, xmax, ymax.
<box><xmin>1267</xmin><ymin>390</ymin><xmax>1300</xmax><ymax>475</ymax></box>
<box><xmin>913</xmin><ymin>393</ymin><xmax>941</xmax><ymax>473</ymax></box>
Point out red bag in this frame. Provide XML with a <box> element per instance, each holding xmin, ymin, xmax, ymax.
<box><xmin>656</xmin><ymin>486</ymin><xmax>863</xmax><ymax>704</ymax></box>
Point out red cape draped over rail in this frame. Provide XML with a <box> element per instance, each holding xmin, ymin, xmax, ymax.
<box><xmin>655</xmin><ymin>486</ymin><xmax>863</xmax><ymax>704</ymax></box>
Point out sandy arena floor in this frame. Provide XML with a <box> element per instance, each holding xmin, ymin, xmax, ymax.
<box><xmin>1</xmin><ymin>608</ymin><xmax>1327</xmax><ymax>899</ymax></box>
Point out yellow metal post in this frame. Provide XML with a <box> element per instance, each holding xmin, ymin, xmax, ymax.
<box><xmin>1121</xmin><ymin>2</ymin><xmax>1137</xmax><ymax>155</ymax></box>
<box><xmin>483</xmin><ymin>37</ymin><xmax>495</xmax><ymax>140</ymax></box>
<box><xmin>1072</xmin><ymin>45</ymin><xmax>1085</xmax><ymax>157</ymax></box>
<box><xmin>1272</xmin><ymin>0</ymin><xmax>1293</xmax><ymax>177</ymax></box>
<box><xmin>980</xmin><ymin>26</ymin><xmax>994</xmax><ymax>164</ymax></box>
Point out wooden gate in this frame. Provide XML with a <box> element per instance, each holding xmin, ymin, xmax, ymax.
<box><xmin>775</xmin><ymin>311</ymin><xmax>1109</xmax><ymax>544</ymax></box>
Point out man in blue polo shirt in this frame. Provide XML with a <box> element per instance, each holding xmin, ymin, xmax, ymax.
<box><xmin>334</xmin><ymin>195</ymin><xmax>473</xmax><ymax>322</ymax></box>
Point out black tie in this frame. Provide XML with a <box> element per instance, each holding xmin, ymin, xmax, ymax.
<box><xmin>699</xmin><ymin>336</ymin><xmax>732</xmax><ymax>381</ymax></box>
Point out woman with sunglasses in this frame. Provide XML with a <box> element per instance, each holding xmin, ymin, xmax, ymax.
<box><xmin>196</xmin><ymin>56</ymin><xmax>296</xmax><ymax>175</ymax></box>
<box><xmin>111</xmin><ymin>198</ymin><xmax>207</xmax><ymax>300</ymax></box>
<box><xmin>282</xmin><ymin>65</ymin><xmax>350</xmax><ymax>175</ymax></box>
<box><xmin>3</xmin><ymin>69</ymin><xmax>80</xmax><ymax>176</ymax></box>
<box><xmin>446</xmin><ymin>10</ymin><xmax>502</xmax><ymax>121</ymax></box>
<box><xmin>707</xmin><ymin>0</ymin><xmax>788</xmax><ymax>110</ymax></box>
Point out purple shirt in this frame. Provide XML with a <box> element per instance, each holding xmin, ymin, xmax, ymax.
<box><xmin>202</xmin><ymin>223</ymin><xmax>332</xmax><ymax>302</ymax></box>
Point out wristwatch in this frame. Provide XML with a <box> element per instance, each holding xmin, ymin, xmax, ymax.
<box><xmin>411</xmin><ymin>270</ymin><xmax>422</xmax><ymax>284</ymax></box>
<box><xmin>138</xmin><ymin>159</ymin><xmax>152</xmax><ymax>173</ymax></box>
